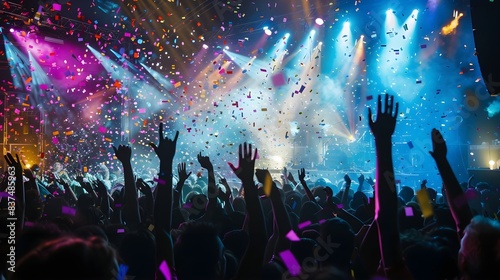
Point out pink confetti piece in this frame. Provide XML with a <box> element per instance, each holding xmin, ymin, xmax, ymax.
<box><xmin>286</xmin><ymin>230</ymin><xmax>300</xmax><ymax>241</ymax></box>
<box><xmin>159</xmin><ymin>260</ymin><xmax>172</xmax><ymax>280</ymax></box>
<box><xmin>279</xmin><ymin>250</ymin><xmax>301</xmax><ymax>276</ymax></box>
<box><xmin>98</xmin><ymin>126</ymin><xmax>107</xmax><ymax>133</ymax></box>
<box><xmin>0</xmin><ymin>192</ymin><xmax>15</xmax><ymax>199</ymax></box>
<box><xmin>53</xmin><ymin>3</ymin><xmax>61</xmax><ymax>11</ymax></box>
<box><xmin>404</xmin><ymin>207</ymin><xmax>414</xmax><ymax>216</ymax></box>
<box><xmin>117</xmin><ymin>228</ymin><xmax>125</xmax><ymax>234</ymax></box>
<box><xmin>154</xmin><ymin>178</ymin><xmax>166</xmax><ymax>185</ymax></box>
<box><xmin>271</xmin><ymin>72</ymin><xmax>286</xmax><ymax>87</ymax></box>
<box><xmin>62</xmin><ymin>206</ymin><xmax>76</xmax><ymax>216</ymax></box>
<box><xmin>298</xmin><ymin>220</ymin><xmax>311</xmax><ymax>229</ymax></box>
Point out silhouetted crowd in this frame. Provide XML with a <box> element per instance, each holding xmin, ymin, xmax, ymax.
<box><xmin>1</xmin><ymin>95</ymin><xmax>499</xmax><ymax>280</ymax></box>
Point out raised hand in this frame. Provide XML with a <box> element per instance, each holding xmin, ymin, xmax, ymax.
<box><xmin>23</xmin><ymin>168</ymin><xmax>36</xmax><ymax>181</ymax></box>
<box><xmin>368</xmin><ymin>94</ymin><xmax>399</xmax><ymax>139</ymax></box>
<box><xmin>287</xmin><ymin>171</ymin><xmax>297</xmax><ymax>185</ymax></box>
<box><xmin>228</xmin><ymin>142</ymin><xmax>257</xmax><ymax>183</ymax></box>
<box><xmin>358</xmin><ymin>174</ymin><xmax>365</xmax><ymax>185</ymax></box>
<box><xmin>429</xmin><ymin>128</ymin><xmax>447</xmax><ymax>160</ymax></box>
<box><xmin>219</xmin><ymin>177</ymin><xmax>231</xmax><ymax>197</ymax></box>
<box><xmin>366</xmin><ymin>176</ymin><xmax>375</xmax><ymax>188</ymax></box>
<box><xmin>197</xmin><ymin>152</ymin><xmax>213</xmax><ymax>170</ymax></box>
<box><xmin>420</xmin><ymin>179</ymin><xmax>428</xmax><ymax>190</ymax></box>
<box><xmin>136</xmin><ymin>178</ymin><xmax>152</xmax><ymax>196</ymax></box>
<box><xmin>177</xmin><ymin>162</ymin><xmax>192</xmax><ymax>183</ymax></box>
<box><xmin>218</xmin><ymin>186</ymin><xmax>231</xmax><ymax>202</ymax></box>
<box><xmin>4</xmin><ymin>153</ymin><xmax>22</xmax><ymax>175</ymax></box>
<box><xmin>95</xmin><ymin>178</ymin><xmax>109</xmax><ymax>196</ymax></box>
<box><xmin>149</xmin><ymin>123</ymin><xmax>179</xmax><ymax>163</ymax></box>
<box><xmin>298</xmin><ymin>168</ymin><xmax>306</xmax><ymax>182</ymax></box>
<box><xmin>112</xmin><ymin>145</ymin><xmax>132</xmax><ymax>163</ymax></box>
<box><xmin>344</xmin><ymin>174</ymin><xmax>352</xmax><ymax>185</ymax></box>
<box><xmin>357</xmin><ymin>174</ymin><xmax>365</xmax><ymax>192</ymax></box>
<box><xmin>255</xmin><ymin>168</ymin><xmax>272</xmax><ymax>185</ymax></box>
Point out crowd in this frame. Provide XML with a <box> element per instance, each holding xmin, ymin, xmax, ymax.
<box><xmin>1</xmin><ymin>94</ymin><xmax>500</xmax><ymax>280</ymax></box>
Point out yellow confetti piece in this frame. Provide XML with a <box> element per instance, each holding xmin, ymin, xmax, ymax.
<box><xmin>52</xmin><ymin>131</ymin><xmax>59</xmax><ymax>136</ymax></box>
<box><xmin>263</xmin><ymin>173</ymin><xmax>272</xmax><ymax>197</ymax></box>
<box><xmin>65</xmin><ymin>131</ymin><xmax>73</xmax><ymax>136</ymax></box>
<box><xmin>416</xmin><ymin>189</ymin><xmax>433</xmax><ymax>218</ymax></box>
<box><xmin>105</xmin><ymin>138</ymin><xmax>113</xmax><ymax>142</ymax></box>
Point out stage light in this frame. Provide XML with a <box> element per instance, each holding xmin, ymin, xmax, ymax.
<box><xmin>202</xmin><ymin>44</ymin><xmax>209</xmax><ymax>49</ymax></box>
<box><xmin>315</xmin><ymin>18</ymin><xmax>324</xmax><ymax>26</ymax></box>
<box><xmin>9</xmin><ymin>28</ymin><xmax>14</xmax><ymax>33</ymax></box>
<box><xmin>413</xmin><ymin>9</ymin><xmax>419</xmax><ymax>14</ymax></box>
<box><xmin>310</xmin><ymin>30</ymin><xmax>316</xmax><ymax>36</ymax></box>
<box><xmin>386</xmin><ymin>9</ymin><xmax>393</xmax><ymax>14</ymax></box>
<box><xmin>489</xmin><ymin>160</ymin><xmax>496</xmax><ymax>170</ymax></box>
<box><xmin>344</xmin><ymin>21</ymin><xmax>350</xmax><ymax>28</ymax></box>
<box><xmin>264</xmin><ymin>26</ymin><xmax>272</xmax><ymax>36</ymax></box>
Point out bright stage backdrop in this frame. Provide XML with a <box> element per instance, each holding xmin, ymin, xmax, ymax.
<box><xmin>1</xmin><ymin>0</ymin><xmax>499</xmax><ymax>187</ymax></box>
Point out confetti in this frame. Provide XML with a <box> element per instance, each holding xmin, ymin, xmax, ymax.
<box><xmin>279</xmin><ymin>250</ymin><xmax>301</xmax><ymax>276</ymax></box>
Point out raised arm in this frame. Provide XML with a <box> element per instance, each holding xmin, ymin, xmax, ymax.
<box><xmin>298</xmin><ymin>168</ymin><xmax>316</xmax><ymax>204</ymax></box>
<box><xmin>113</xmin><ymin>144</ymin><xmax>141</xmax><ymax>228</ymax></box>
<box><xmin>95</xmin><ymin>179</ymin><xmax>111</xmax><ymax>221</ymax></box>
<box><xmin>341</xmin><ymin>174</ymin><xmax>352</xmax><ymax>209</ymax></box>
<box><xmin>429</xmin><ymin>128</ymin><xmax>472</xmax><ymax>238</ymax></box>
<box><xmin>256</xmin><ymin>169</ymin><xmax>292</xmax><ymax>254</ymax></box>
<box><xmin>218</xmin><ymin>177</ymin><xmax>234</xmax><ymax>215</ymax></box>
<box><xmin>229</xmin><ymin>143</ymin><xmax>267</xmax><ymax>279</ymax></box>
<box><xmin>149</xmin><ymin>123</ymin><xmax>178</xmax><ymax>272</ymax></box>
<box><xmin>137</xmin><ymin>177</ymin><xmax>154</xmax><ymax>221</ymax></box>
<box><xmin>57</xmin><ymin>177</ymin><xmax>78</xmax><ymax>206</ymax></box>
<box><xmin>174</xmin><ymin>162</ymin><xmax>191</xmax><ymax>209</ymax></box>
<box><xmin>197</xmin><ymin>152</ymin><xmax>218</xmax><ymax>220</ymax></box>
<box><xmin>149</xmin><ymin>123</ymin><xmax>178</xmax><ymax>231</ymax></box>
<box><xmin>368</xmin><ymin>94</ymin><xmax>405</xmax><ymax>275</ymax></box>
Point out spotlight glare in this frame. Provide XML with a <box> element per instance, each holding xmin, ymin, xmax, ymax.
<box><xmin>315</xmin><ymin>18</ymin><xmax>324</xmax><ymax>26</ymax></box>
<box><xmin>202</xmin><ymin>44</ymin><xmax>209</xmax><ymax>49</ymax></box>
<box><xmin>386</xmin><ymin>9</ymin><xmax>393</xmax><ymax>14</ymax></box>
<box><xmin>310</xmin><ymin>30</ymin><xmax>316</xmax><ymax>35</ymax></box>
<box><xmin>9</xmin><ymin>28</ymin><xmax>14</xmax><ymax>33</ymax></box>
<box><xmin>264</xmin><ymin>29</ymin><xmax>272</xmax><ymax>36</ymax></box>
<box><xmin>344</xmin><ymin>21</ymin><xmax>350</xmax><ymax>28</ymax></box>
